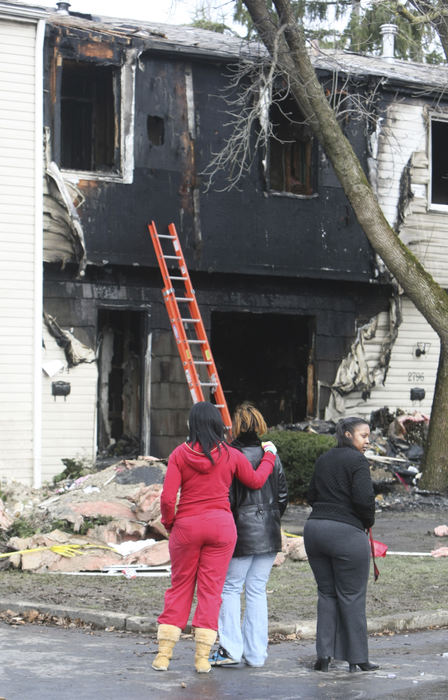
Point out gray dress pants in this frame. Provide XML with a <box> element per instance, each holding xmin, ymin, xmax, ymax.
<box><xmin>303</xmin><ymin>518</ymin><xmax>370</xmax><ymax>664</ymax></box>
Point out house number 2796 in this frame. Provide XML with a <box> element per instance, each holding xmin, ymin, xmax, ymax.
<box><xmin>408</xmin><ymin>372</ymin><xmax>424</xmax><ymax>382</ymax></box>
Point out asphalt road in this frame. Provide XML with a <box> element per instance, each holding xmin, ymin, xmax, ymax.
<box><xmin>1</xmin><ymin>622</ymin><xmax>448</xmax><ymax>700</ymax></box>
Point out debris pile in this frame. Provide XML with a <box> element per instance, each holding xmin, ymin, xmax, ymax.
<box><xmin>275</xmin><ymin>408</ymin><xmax>436</xmax><ymax>510</ymax></box>
<box><xmin>0</xmin><ymin>457</ymin><xmax>170</xmax><ymax>575</ymax></box>
<box><xmin>367</xmin><ymin>408</ymin><xmax>428</xmax><ymax>499</ymax></box>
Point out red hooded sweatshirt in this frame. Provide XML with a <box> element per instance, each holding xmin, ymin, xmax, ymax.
<box><xmin>160</xmin><ymin>442</ymin><xmax>276</xmax><ymax>530</ymax></box>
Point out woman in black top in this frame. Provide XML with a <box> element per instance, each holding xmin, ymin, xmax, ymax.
<box><xmin>303</xmin><ymin>416</ymin><xmax>378</xmax><ymax>673</ymax></box>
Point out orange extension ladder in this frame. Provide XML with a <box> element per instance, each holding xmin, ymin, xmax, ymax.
<box><xmin>148</xmin><ymin>220</ymin><xmax>232</xmax><ymax>431</ymax></box>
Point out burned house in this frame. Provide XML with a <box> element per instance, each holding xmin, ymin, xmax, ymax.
<box><xmin>1</xmin><ymin>1</ymin><xmax>446</xmax><ymax>485</ymax></box>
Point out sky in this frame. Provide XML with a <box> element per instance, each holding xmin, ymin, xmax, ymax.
<box><xmin>24</xmin><ymin>0</ymin><xmax>241</xmax><ymax>29</ymax></box>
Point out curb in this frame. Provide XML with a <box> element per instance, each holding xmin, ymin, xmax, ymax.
<box><xmin>0</xmin><ymin>599</ymin><xmax>447</xmax><ymax>638</ymax></box>
<box><xmin>0</xmin><ymin>599</ymin><xmax>157</xmax><ymax>633</ymax></box>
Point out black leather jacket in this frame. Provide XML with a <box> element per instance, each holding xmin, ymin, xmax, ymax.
<box><xmin>230</xmin><ymin>436</ymin><xmax>288</xmax><ymax>557</ymax></box>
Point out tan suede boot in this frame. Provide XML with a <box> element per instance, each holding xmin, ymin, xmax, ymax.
<box><xmin>194</xmin><ymin>628</ymin><xmax>217</xmax><ymax>673</ymax></box>
<box><xmin>152</xmin><ymin>624</ymin><xmax>182</xmax><ymax>671</ymax></box>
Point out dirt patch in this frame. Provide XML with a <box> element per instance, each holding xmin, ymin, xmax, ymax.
<box><xmin>283</xmin><ymin>499</ymin><xmax>448</xmax><ymax>551</ymax></box>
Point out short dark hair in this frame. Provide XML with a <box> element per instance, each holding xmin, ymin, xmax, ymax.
<box><xmin>187</xmin><ymin>401</ymin><xmax>227</xmax><ymax>463</ymax></box>
<box><xmin>335</xmin><ymin>416</ymin><xmax>369</xmax><ymax>448</ymax></box>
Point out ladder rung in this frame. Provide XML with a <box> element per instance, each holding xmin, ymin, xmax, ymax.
<box><xmin>194</xmin><ymin>361</ymin><xmax>212</xmax><ymax>365</ymax></box>
<box><xmin>158</xmin><ymin>234</ymin><xmax>177</xmax><ymax>239</ymax></box>
<box><xmin>188</xmin><ymin>340</ymin><xmax>206</xmax><ymax>344</ymax></box>
<box><xmin>164</xmin><ymin>255</ymin><xmax>180</xmax><ymax>259</ymax></box>
<box><xmin>175</xmin><ymin>297</ymin><xmax>194</xmax><ymax>302</ymax></box>
<box><xmin>215</xmin><ymin>404</ymin><xmax>225</xmax><ymax>408</ymax></box>
<box><xmin>200</xmin><ymin>382</ymin><xmax>218</xmax><ymax>387</ymax></box>
<box><xmin>181</xmin><ymin>318</ymin><xmax>200</xmax><ymax>323</ymax></box>
<box><xmin>169</xmin><ymin>275</ymin><xmax>187</xmax><ymax>280</ymax></box>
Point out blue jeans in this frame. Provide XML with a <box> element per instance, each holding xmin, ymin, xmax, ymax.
<box><xmin>218</xmin><ymin>552</ymin><xmax>276</xmax><ymax>666</ymax></box>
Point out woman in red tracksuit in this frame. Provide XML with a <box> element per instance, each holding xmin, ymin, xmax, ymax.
<box><xmin>152</xmin><ymin>401</ymin><xmax>277</xmax><ymax>674</ymax></box>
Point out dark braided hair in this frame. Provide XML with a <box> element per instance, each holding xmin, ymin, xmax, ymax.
<box><xmin>335</xmin><ymin>417</ymin><xmax>370</xmax><ymax>448</ymax></box>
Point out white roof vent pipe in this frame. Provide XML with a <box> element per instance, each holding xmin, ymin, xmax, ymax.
<box><xmin>380</xmin><ymin>23</ymin><xmax>398</xmax><ymax>60</ymax></box>
<box><xmin>56</xmin><ymin>2</ymin><xmax>71</xmax><ymax>14</ymax></box>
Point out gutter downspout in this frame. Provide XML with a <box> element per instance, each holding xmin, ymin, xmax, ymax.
<box><xmin>33</xmin><ymin>18</ymin><xmax>45</xmax><ymax>488</ymax></box>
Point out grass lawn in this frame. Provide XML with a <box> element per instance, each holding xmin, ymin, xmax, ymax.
<box><xmin>1</xmin><ymin>555</ymin><xmax>447</xmax><ymax>627</ymax></box>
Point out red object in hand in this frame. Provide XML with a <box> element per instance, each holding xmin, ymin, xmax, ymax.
<box><xmin>371</xmin><ymin>539</ymin><xmax>388</xmax><ymax>558</ymax></box>
<box><xmin>369</xmin><ymin>529</ymin><xmax>387</xmax><ymax>582</ymax></box>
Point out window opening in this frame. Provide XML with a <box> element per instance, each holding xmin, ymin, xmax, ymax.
<box><xmin>431</xmin><ymin>119</ymin><xmax>448</xmax><ymax>205</ymax></box>
<box><xmin>147</xmin><ymin>115</ymin><xmax>165</xmax><ymax>146</ymax></box>
<box><xmin>61</xmin><ymin>60</ymin><xmax>117</xmax><ymax>172</ymax></box>
<box><xmin>268</xmin><ymin>96</ymin><xmax>314</xmax><ymax>195</ymax></box>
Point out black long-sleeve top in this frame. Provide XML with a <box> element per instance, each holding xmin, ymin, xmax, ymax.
<box><xmin>307</xmin><ymin>445</ymin><xmax>375</xmax><ymax>530</ymax></box>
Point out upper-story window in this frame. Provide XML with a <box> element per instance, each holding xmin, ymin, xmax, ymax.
<box><xmin>61</xmin><ymin>60</ymin><xmax>118</xmax><ymax>173</ymax></box>
<box><xmin>52</xmin><ymin>48</ymin><xmax>135</xmax><ymax>184</ymax></box>
<box><xmin>430</xmin><ymin>117</ymin><xmax>448</xmax><ymax>207</ymax></box>
<box><xmin>268</xmin><ymin>95</ymin><xmax>314</xmax><ymax>196</ymax></box>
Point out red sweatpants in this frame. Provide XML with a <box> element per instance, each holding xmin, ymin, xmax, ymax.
<box><xmin>158</xmin><ymin>510</ymin><xmax>237</xmax><ymax>631</ymax></box>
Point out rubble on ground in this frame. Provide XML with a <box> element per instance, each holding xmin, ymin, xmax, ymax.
<box><xmin>276</xmin><ymin>419</ymin><xmax>337</xmax><ymax>435</ymax></box>
<box><xmin>0</xmin><ymin>457</ymin><xmax>169</xmax><ymax>574</ymax></box>
<box><xmin>284</xmin><ymin>537</ymin><xmax>307</xmax><ymax>561</ymax></box>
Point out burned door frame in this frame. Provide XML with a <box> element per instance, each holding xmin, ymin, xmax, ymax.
<box><xmin>96</xmin><ymin>304</ymin><xmax>151</xmax><ymax>456</ymax></box>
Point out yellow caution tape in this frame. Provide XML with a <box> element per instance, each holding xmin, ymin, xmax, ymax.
<box><xmin>0</xmin><ymin>543</ymin><xmax>114</xmax><ymax>559</ymax></box>
<box><xmin>282</xmin><ymin>530</ymin><xmax>302</xmax><ymax>538</ymax></box>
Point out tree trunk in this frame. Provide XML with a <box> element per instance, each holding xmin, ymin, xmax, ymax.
<box><xmin>242</xmin><ymin>0</ymin><xmax>448</xmax><ymax>490</ymax></box>
<box><xmin>420</xmin><ymin>340</ymin><xmax>448</xmax><ymax>490</ymax></box>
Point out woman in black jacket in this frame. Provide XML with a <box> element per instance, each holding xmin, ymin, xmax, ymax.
<box><xmin>209</xmin><ymin>403</ymin><xmax>288</xmax><ymax>668</ymax></box>
<box><xmin>304</xmin><ymin>416</ymin><xmax>378</xmax><ymax>673</ymax></box>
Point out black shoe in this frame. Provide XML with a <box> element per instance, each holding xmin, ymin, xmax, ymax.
<box><xmin>349</xmin><ymin>661</ymin><xmax>379</xmax><ymax>672</ymax></box>
<box><xmin>314</xmin><ymin>657</ymin><xmax>330</xmax><ymax>672</ymax></box>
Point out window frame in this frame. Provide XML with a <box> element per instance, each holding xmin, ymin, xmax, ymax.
<box><xmin>261</xmin><ymin>90</ymin><xmax>317</xmax><ymax>199</ymax></box>
<box><xmin>428</xmin><ymin>113</ymin><xmax>448</xmax><ymax>212</ymax></box>
<box><xmin>54</xmin><ymin>52</ymin><xmax>135</xmax><ymax>185</ymax></box>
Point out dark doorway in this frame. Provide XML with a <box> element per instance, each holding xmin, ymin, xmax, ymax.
<box><xmin>211</xmin><ymin>312</ymin><xmax>314</xmax><ymax>427</ymax></box>
<box><xmin>97</xmin><ymin>310</ymin><xmax>147</xmax><ymax>456</ymax></box>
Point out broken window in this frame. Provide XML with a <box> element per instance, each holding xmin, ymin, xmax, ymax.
<box><xmin>60</xmin><ymin>60</ymin><xmax>118</xmax><ymax>172</ymax></box>
<box><xmin>147</xmin><ymin>115</ymin><xmax>165</xmax><ymax>146</ymax></box>
<box><xmin>268</xmin><ymin>96</ymin><xmax>314</xmax><ymax>196</ymax></box>
<box><xmin>431</xmin><ymin>118</ymin><xmax>448</xmax><ymax>206</ymax></box>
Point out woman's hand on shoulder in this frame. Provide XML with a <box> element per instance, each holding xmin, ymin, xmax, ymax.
<box><xmin>261</xmin><ymin>440</ymin><xmax>277</xmax><ymax>455</ymax></box>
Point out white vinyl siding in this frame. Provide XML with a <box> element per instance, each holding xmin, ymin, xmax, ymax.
<box><xmin>343</xmin><ymin>299</ymin><xmax>439</xmax><ymax>418</ymax></box>
<box><xmin>336</xmin><ymin>99</ymin><xmax>443</xmax><ymax>419</ymax></box>
<box><xmin>0</xmin><ymin>18</ymin><xmax>38</xmax><ymax>484</ymax></box>
<box><xmin>41</xmin><ymin>326</ymin><xmax>98</xmax><ymax>482</ymax></box>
